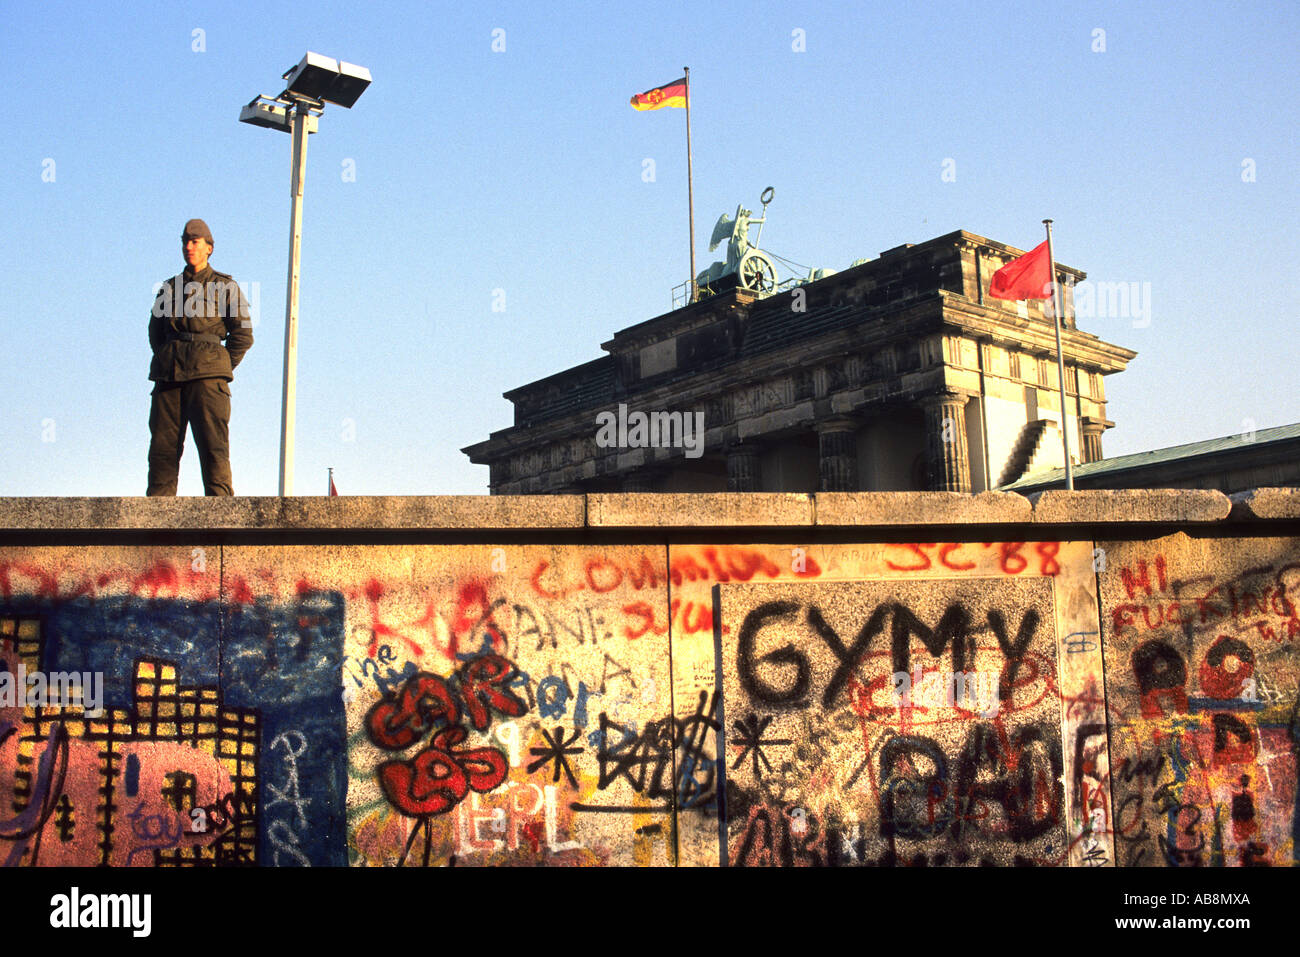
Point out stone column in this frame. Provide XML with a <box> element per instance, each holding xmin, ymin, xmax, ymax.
<box><xmin>920</xmin><ymin>392</ymin><xmax>972</xmax><ymax>492</ymax></box>
<box><xmin>817</xmin><ymin>419</ymin><xmax>858</xmax><ymax>492</ymax></box>
<box><xmin>1081</xmin><ymin>419</ymin><xmax>1107</xmax><ymax>464</ymax></box>
<box><xmin>726</xmin><ymin>444</ymin><xmax>762</xmax><ymax>492</ymax></box>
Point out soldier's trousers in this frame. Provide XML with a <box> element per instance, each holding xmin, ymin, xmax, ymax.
<box><xmin>147</xmin><ymin>378</ymin><xmax>233</xmax><ymax>496</ymax></box>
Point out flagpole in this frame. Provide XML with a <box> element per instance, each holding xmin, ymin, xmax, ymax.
<box><xmin>684</xmin><ymin>66</ymin><xmax>696</xmax><ymax>303</ymax></box>
<box><xmin>1043</xmin><ymin>219</ymin><xmax>1074</xmax><ymax>490</ymax></box>
<box><xmin>327</xmin><ymin>467</ymin><xmax>333</xmax><ymax>496</ymax></box>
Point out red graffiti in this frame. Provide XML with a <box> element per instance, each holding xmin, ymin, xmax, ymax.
<box><xmin>448</xmin><ymin>580</ymin><xmax>506</xmax><ymax>662</ymax></box>
<box><xmin>0</xmin><ymin>562</ymin><xmax>59</xmax><ymax>600</ymax></box>
<box><xmin>584</xmin><ymin>556</ymin><xmax>625</xmax><ymax>593</ymax></box>
<box><xmin>1111</xmin><ymin>556</ymin><xmax>1299</xmax><ymax>644</ymax></box>
<box><xmin>1111</xmin><ymin>582</ymin><xmax>1298</xmax><ymax>639</ymax></box>
<box><xmin>670</xmin><ymin>547</ymin><xmax>818</xmax><ymax>585</ymax></box>
<box><xmin>459</xmin><ymin>655</ymin><xmax>523</xmax><ymax>731</ymax></box>
<box><xmin>377</xmin><ymin>725</ymin><xmax>508</xmax><ymax>817</ymax></box>
<box><xmin>226</xmin><ymin>575</ymin><xmax>255</xmax><ymax>605</ymax></box>
<box><xmin>521</xmin><ymin>819</ymin><xmax>544</xmax><ymax>854</ymax></box>
<box><xmin>884</xmin><ymin>542</ymin><xmax>1061</xmax><ymax>576</ymax></box>
<box><xmin>621</xmin><ymin>600</ymin><xmax>669</xmax><ymax>639</ymax></box>
<box><xmin>731</xmin><ymin>804</ymin><xmax>828</xmax><ymax>867</ymax></box>
<box><xmin>1121</xmin><ymin>556</ymin><xmax>1169</xmax><ymax>599</ymax></box>
<box><xmin>620</xmin><ymin>597</ymin><xmax>725</xmax><ymax>639</ymax></box>
<box><xmin>1139</xmin><ymin>688</ymin><xmax>1189</xmax><ymax>720</ymax></box>
<box><xmin>531</xmin><ymin>560</ymin><xmax>564</xmax><ymax>600</ymax></box>
<box><xmin>1198</xmin><ymin>635</ymin><xmax>1255</xmax><ymax>699</ymax></box>
<box><xmin>0</xmin><ymin>560</ymin><xmax>223</xmax><ymax>603</ymax></box>
<box><xmin>531</xmin><ymin>554</ymin><xmax>665</xmax><ymax>600</ymax></box>
<box><xmin>885</xmin><ymin>543</ymin><xmax>974</xmax><ymax>572</ymax></box>
<box><xmin>530</xmin><ymin>548</ymin><xmax>817</xmax><ymax>603</ymax></box>
<box><xmin>367</xmin><ymin>674</ymin><xmax>463</xmax><ymax>750</ymax></box>
<box><xmin>843</xmin><ymin>646</ymin><xmax>1059</xmax><ymax>731</ymax></box>
<box><xmin>367</xmin><ymin>655</ymin><xmax>526</xmax><ymax>819</ymax></box>
<box><xmin>132</xmin><ymin>562</ymin><xmax>177</xmax><ymax>597</ymax></box>
<box><xmin>360</xmin><ymin>577</ymin><xmax>422</xmax><ymax>660</ymax></box>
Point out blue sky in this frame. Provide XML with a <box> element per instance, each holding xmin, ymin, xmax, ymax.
<box><xmin>1</xmin><ymin>0</ymin><xmax>1296</xmax><ymax>495</ymax></box>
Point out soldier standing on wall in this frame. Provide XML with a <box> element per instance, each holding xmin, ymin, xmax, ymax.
<box><xmin>147</xmin><ymin>219</ymin><xmax>254</xmax><ymax>496</ymax></box>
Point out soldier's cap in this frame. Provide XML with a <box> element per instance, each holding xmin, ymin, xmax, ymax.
<box><xmin>182</xmin><ymin>218</ymin><xmax>213</xmax><ymax>246</ymax></box>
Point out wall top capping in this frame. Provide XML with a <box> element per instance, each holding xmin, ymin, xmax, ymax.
<box><xmin>0</xmin><ymin>488</ymin><xmax>1282</xmax><ymax>535</ymax></box>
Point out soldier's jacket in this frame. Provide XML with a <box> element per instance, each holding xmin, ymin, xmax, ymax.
<box><xmin>149</xmin><ymin>264</ymin><xmax>253</xmax><ymax>382</ymax></box>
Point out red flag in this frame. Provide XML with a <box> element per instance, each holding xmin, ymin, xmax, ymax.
<box><xmin>988</xmin><ymin>240</ymin><xmax>1053</xmax><ymax>301</ymax></box>
<box><xmin>329</xmin><ymin>475</ymin><xmax>338</xmax><ymax>496</ymax></box>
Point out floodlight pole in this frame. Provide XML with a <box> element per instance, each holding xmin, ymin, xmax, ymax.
<box><xmin>245</xmin><ymin>53</ymin><xmax>370</xmax><ymax>496</ymax></box>
<box><xmin>1043</xmin><ymin>218</ymin><xmax>1074</xmax><ymax>491</ymax></box>
<box><xmin>278</xmin><ymin>99</ymin><xmax>311</xmax><ymax>496</ymax></box>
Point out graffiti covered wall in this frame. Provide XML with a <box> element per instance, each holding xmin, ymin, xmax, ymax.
<box><xmin>1</xmin><ymin>493</ymin><xmax>1296</xmax><ymax>867</ymax></box>
<box><xmin>1099</xmin><ymin>533</ymin><xmax>1300</xmax><ymax>867</ymax></box>
<box><xmin>711</xmin><ymin>541</ymin><xmax>1103</xmax><ymax>867</ymax></box>
<box><xmin>0</xmin><ymin>546</ymin><xmax>343</xmax><ymax>866</ymax></box>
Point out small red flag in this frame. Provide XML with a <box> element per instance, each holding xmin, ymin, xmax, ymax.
<box><xmin>329</xmin><ymin>475</ymin><xmax>338</xmax><ymax>496</ymax></box>
<box><xmin>988</xmin><ymin>240</ymin><xmax>1053</xmax><ymax>301</ymax></box>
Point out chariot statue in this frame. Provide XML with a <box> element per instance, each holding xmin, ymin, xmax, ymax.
<box><xmin>695</xmin><ymin>187</ymin><xmax>779</xmax><ymax>295</ymax></box>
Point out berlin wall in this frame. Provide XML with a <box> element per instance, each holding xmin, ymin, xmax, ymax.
<box><xmin>1</xmin><ymin>489</ymin><xmax>1296</xmax><ymax>867</ymax></box>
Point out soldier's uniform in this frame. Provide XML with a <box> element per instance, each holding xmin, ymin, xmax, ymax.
<box><xmin>147</xmin><ymin>220</ymin><xmax>253</xmax><ymax>496</ymax></box>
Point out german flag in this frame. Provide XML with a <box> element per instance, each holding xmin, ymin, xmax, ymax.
<box><xmin>630</xmin><ymin>77</ymin><xmax>687</xmax><ymax>111</ymax></box>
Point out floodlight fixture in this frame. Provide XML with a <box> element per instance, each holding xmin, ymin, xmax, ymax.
<box><xmin>282</xmin><ymin>52</ymin><xmax>371</xmax><ymax>108</ymax></box>
<box><xmin>238</xmin><ymin>97</ymin><xmax>319</xmax><ymax>134</ymax></box>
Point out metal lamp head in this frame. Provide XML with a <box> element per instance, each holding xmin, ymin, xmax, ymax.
<box><xmin>239</xmin><ymin>97</ymin><xmax>318</xmax><ymax>134</ymax></box>
<box><xmin>239</xmin><ymin>98</ymin><xmax>291</xmax><ymax>131</ymax></box>
<box><xmin>282</xmin><ymin>52</ymin><xmax>371</xmax><ymax>108</ymax></box>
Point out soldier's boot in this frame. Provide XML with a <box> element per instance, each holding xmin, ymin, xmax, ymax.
<box><xmin>188</xmin><ymin>377</ymin><xmax>234</xmax><ymax>496</ymax></box>
<box><xmin>147</xmin><ymin>383</ymin><xmax>185</xmax><ymax>496</ymax></box>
